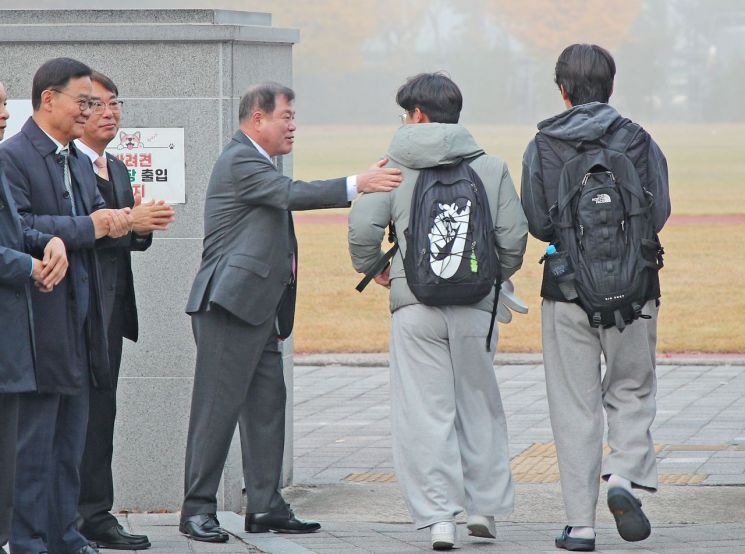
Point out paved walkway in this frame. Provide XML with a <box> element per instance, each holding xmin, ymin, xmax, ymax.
<box><xmin>113</xmin><ymin>358</ymin><xmax>745</xmax><ymax>553</ymax></box>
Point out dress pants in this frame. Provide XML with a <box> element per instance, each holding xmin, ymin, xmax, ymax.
<box><xmin>182</xmin><ymin>305</ymin><xmax>288</xmax><ymax>518</ymax></box>
<box><xmin>0</xmin><ymin>394</ymin><xmax>19</xmax><ymax>549</ymax></box>
<box><xmin>11</xmin><ymin>376</ymin><xmax>90</xmax><ymax>554</ymax></box>
<box><xmin>542</xmin><ymin>299</ymin><xmax>659</xmax><ymax>528</ymax></box>
<box><xmin>389</xmin><ymin>304</ymin><xmax>515</xmax><ymax>529</ymax></box>
<box><xmin>79</xmin><ymin>294</ymin><xmax>126</xmax><ymax>534</ymax></box>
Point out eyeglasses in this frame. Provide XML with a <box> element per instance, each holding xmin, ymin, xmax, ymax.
<box><xmin>48</xmin><ymin>89</ymin><xmax>95</xmax><ymax>112</ymax></box>
<box><xmin>91</xmin><ymin>100</ymin><xmax>124</xmax><ymax>115</ymax></box>
<box><xmin>399</xmin><ymin>112</ymin><xmax>408</xmax><ymax>125</ymax></box>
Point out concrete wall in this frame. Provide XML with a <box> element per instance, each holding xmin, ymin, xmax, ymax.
<box><xmin>0</xmin><ymin>9</ymin><xmax>298</xmax><ymax>512</ymax></box>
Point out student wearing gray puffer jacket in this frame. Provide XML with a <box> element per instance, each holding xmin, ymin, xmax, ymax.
<box><xmin>349</xmin><ymin>73</ymin><xmax>527</xmax><ymax>551</ymax></box>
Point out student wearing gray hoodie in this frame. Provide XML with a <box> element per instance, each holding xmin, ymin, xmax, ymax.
<box><xmin>349</xmin><ymin>73</ymin><xmax>528</xmax><ymax>550</ymax></box>
<box><xmin>521</xmin><ymin>44</ymin><xmax>670</xmax><ymax>552</ymax></box>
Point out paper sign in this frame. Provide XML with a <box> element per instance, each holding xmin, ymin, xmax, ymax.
<box><xmin>106</xmin><ymin>128</ymin><xmax>185</xmax><ymax>204</ymax></box>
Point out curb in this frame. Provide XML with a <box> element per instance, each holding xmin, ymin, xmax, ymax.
<box><xmin>295</xmin><ymin>352</ymin><xmax>745</xmax><ymax>367</ymax></box>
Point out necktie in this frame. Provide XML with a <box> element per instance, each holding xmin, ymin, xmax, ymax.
<box><xmin>95</xmin><ymin>156</ymin><xmax>109</xmax><ymax>180</ymax></box>
<box><xmin>58</xmin><ymin>148</ymin><xmax>77</xmax><ymax>216</ymax></box>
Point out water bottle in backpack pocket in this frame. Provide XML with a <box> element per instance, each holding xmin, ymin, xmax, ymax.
<box><xmin>541</xmin><ymin>244</ymin><xmax>578</xmax><ymax>301</ymax></box>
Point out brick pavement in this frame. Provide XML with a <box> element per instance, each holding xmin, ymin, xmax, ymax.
<box><xmin>292</xmin><ymin>362</ymin><xmax>745</xmax><ymax>486</ymax></box>
<box><xmin>110</xmin><ymin>359</ymin><xmax>745</xmax><ymax>553</ymax></box>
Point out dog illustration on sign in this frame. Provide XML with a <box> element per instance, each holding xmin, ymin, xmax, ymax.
<box><xmin>117</xmin><ymin>131</ymin><xmax>144</xmax><ymax>150</ymax></box>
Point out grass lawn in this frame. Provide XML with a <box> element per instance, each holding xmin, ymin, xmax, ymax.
<box><xmin>290</xmin><ymin>124</ymin><xmax>745</xmax><ymax>354</ymax></box>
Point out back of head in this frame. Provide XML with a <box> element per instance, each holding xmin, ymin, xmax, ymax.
<box><xmin>32</xmin><ymin>57</ymin><xmax>92</xmax><ymax>111</ymax></box>
<box><xmin>239</xmin><ymin>81</ymin><xmax>295</xmax><ymax>122</ymax></box>
<box><xmin>554</xmin><ymin>44</ymin><xmax>616</xmax><ymax>106</ymax></box>
<box><xmin>396</xmin><ymin>72</ymin><xmax>462</xmax><ymax>124</ymax></box>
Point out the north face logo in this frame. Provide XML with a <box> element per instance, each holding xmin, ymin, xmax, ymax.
<box><xmin>592</xmin><ymin>193</ymin><xmax>612</xmax><ymax>204</ymax></box>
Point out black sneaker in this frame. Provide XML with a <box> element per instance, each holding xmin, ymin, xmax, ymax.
<box><xmin>607</xmin><ymin>487</ymin><xmax>651</xmax><ymax>542</ymax></box>
<box><xmin>555</xmin><ymin>526</ymin><xmax>595</xmax><ymax>552</ymax></box>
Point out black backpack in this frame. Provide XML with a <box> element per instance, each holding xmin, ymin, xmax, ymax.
<box><xmin>357</xmin><ymin>159</ymin><xmax>501</xmax><ymax>350</ymax></box>
<box><xmin>538</xmin><ymin>124</ymin><xmax>663</xmax><ymax>331</ymax></box>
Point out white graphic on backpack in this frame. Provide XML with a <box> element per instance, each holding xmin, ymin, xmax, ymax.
<box><xmin>428</xmin><ymin>200</ymin><xmax>471</xmax><ymax>279</ymax></box>
<box><xmin>592</xmin><ymin>193</ymin><xmax>612</xmax><ymax>204</ymax></box>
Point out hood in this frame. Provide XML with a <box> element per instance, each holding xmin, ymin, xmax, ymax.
<box><xmin>537</xmin><ymin>102</ymin><xmax>623</xmax><ymax>142</ymax></box>
<box><xmin>386</xmin><ymin>123</ymin><xmax>484</xmax><ymax>169</ymax></box>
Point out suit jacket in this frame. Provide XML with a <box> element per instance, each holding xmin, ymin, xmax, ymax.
<box><xmin>186</xmin><ymin>131</ymin><xmax>349</xmax><ymax>337</ymax></box>
<box><xmin>94</xmin><ymin>153</ymin><xmax>152</xmax><ymax>340</ymax></box>
<box><xmin>0</xmin><ymin>117</ymin><xmax>111</xmax><ymax>394</ymax></box>
<box><xmin>0</xmin><ymin>163</ymin><xmax>52</xmax><ymax>393</ymax></box>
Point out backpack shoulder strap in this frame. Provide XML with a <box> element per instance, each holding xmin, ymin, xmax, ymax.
<box><xmin>535</xmin><ymin>131</ymin><xmax>578</xmax><ymax>164</ymax></box>
<box><xmin>605</xmin><ymin>118</ymin><xmax>643</xmax><ymax>155</ymax></box>
<box><xmin>355</xmin><ymin>225</ymin><xmax>399</xmax><ymax>293</ymax></box>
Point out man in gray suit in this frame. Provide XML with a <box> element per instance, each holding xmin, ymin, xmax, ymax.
<box><xmin>180</xmin><ymin>82</ymin><xmax>402</xmax><ymax>542</ymax></box>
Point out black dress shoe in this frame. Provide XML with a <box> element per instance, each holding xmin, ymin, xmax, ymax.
<box><xmin>85</xmin><ymin>523</ymin><xmax>151</xmax><ymax>550</ymax></box>
<box><xmin>179</xmin><ymin>513</ymin><xmax>229</xmax><ymax>543</ymax></box>
<box><xmin>245</xmin><ymin>509</ymin><xmax>321</xmax><ymax>534</ymax></box>
<box><xmin>71</xmin><ymin>544</ymin><xmax>101</xmax><ymax>554</ymax></box>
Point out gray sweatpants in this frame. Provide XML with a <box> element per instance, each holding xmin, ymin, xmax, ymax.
<box><xmin>390</xmin><ymin>304</ymin><xmax>514</xmax><ymax>529</ymax></box>
<box><xmin>542</xmin><ymin>299</ymin><xmax>659</xmax><ymax>527</ymax></box>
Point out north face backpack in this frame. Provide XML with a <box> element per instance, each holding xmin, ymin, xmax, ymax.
<box><xmin>537</xmin><ymin>123</ymin><xmax>663</xmax><ymax>331</ymax></box>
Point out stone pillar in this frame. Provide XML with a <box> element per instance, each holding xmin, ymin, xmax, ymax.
<box><xmin>0</xmin><ymin>9</ymin><xmax>298</xmax><ymax>512</ymax></box>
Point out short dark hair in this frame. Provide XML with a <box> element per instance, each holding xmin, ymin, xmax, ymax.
<box><xmin>239</xmin><ymin>81</ymin><xmax>295</xmax><ymax>122</ymax></box>
<box><xmin>90</xmin><ymin>70</ymin><xmax>119</xmax><ymax>97</ymax></box>
<box><xmin>32</xmin><ymin>57</ymin><xmax>93</xmax><ymax>111</ymax></box>
<box><xmin>396</xmin><ymin>72</ymin><xmax>462</xmax><ymax>124</ymax></box>
<box><xmin>554</xmin><ymin>44</ymin><xmax>616</xmax><ymax>106</ymax></box>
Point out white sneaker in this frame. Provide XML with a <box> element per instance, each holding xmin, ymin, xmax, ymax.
<box><xmin>467</xmin><ymin>514</ymin><xmax>496</xmax><ymax>539</ymax></box>
<box><xmin>430</xmin><ymin>521</ymin><xmax>456</xmax><ymax>550</ymax></box>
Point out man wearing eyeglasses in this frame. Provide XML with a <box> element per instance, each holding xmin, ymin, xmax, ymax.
<box><xmin>0</xmin><ymin>80</ymin><xmax>70</xmax><ymax>554</ymax></box>
<box><xmin>74</xmin><ymin>71</ymin><xmax>175</xmax><ymax>551</ymax></box>
<box><xmin>0</xmin><ymin>57</ymin><xmax>132</xmax><ymax>554</ymax></box>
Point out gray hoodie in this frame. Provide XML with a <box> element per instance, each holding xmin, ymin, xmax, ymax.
<box><xmin>522</xmin><ymin>102</ymin><xmax>670</xmax><ymax>243</ymax></box>
<box><xmin>520</xmin><ymin>102</ymin><xmax>671</xmax><ymax>301</ymax></box>
<box><xmin>349</xmin><ymin>123</ymin><xmax>528</xmax><ymax>314</ymax></box>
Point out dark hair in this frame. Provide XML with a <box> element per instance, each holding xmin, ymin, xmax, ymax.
<box><xmin>32</xmin><ymin>57</ymin><xmax>92</xmax><ymax>111</ymax></box>
<box><xmin>396</xmin><ymin>72</ymin><xmax>462</xmax><ymax>124</ymax></box>
<box><xmin>239</xmin><ymin>81</ymin><xmax>295</xmax><ymax>122</ymax></box>
<box><xmin>90</xmin><ymin>70</ymin><xmax>119</xmax><ymax>97</ymax></box>
<box><xmin>554</xmin><ymin>44</ymin><xmax>616</xmax><ymax>106</ymax></box>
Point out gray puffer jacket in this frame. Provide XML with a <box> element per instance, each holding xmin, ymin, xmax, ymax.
<box><xmin>349</xmin><ymin>123</ymin><xmax>528</xmax><ymax>314</ymax></box>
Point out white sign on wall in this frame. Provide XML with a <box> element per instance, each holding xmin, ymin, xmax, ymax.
<box><xmin>3</xmin><ymin>100</ymin><xmax>186</xmax><ymax>204</ymax></box>
<box><xmin>106</xmin><ymin>128</ymin><xmax>186</xmax><ymax>204</ymax></box>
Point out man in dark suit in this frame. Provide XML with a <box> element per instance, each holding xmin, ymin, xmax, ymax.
<box><xmin>0</xmin><ymin>80</ymin><xmax>69</xmax><ymax>554</ymax></box>
<box><xmin>180</xmin><ymin>82</ymin><xmax>402</xmax><ymax>542</ymax></box>
<box><xmin>0</xmin><ymin>58</ymin><xmax>132</xmax><ymax>554</ymax></box>
<box><xmin>75</xmin><ymin>71</ymin><xmax>175</xmax><ymax>551</ymax></box>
